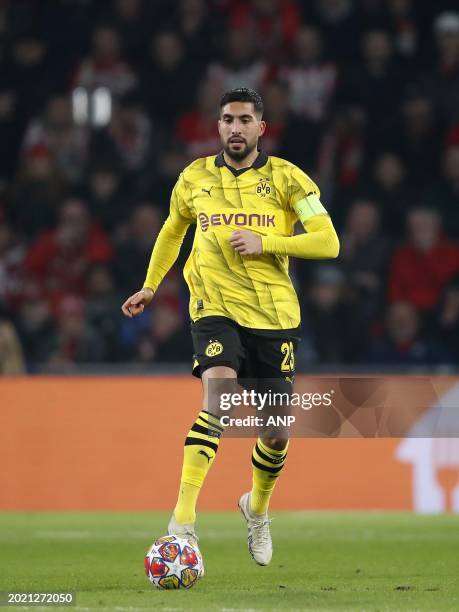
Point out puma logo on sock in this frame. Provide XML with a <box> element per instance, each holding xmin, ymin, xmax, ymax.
<box><xmin>198</xmin><ymin>449</ymin><xmax>212</xmax><ymax>463</ymax></box>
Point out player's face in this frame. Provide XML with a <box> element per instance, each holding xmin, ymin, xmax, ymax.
<box><xmin>218</xmin><ymin>102</ymin><xmax>266</xmax><ymax>162</ymax></box>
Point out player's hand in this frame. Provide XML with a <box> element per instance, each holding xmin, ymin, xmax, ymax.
<box><xmin>121</xmin><ymin>287</ymin><xmax>154</xmax><ymax>318</ymax></box>
<box><xmin>229</xmin><ymin>230</ymin><xmax>262</xmax><ymax>256</ymax></box>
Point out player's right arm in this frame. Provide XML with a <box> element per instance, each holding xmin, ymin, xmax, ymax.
<box><xmin>121</xmin><ymin>173</ymin><xmax>194</xmax><ymax>318</ymax></box>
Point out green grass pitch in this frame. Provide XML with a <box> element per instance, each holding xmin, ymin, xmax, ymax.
<box><xmin>0</xmin><ymin>512</ymin><xmax>458</xmax><ymax>611</ymax></box>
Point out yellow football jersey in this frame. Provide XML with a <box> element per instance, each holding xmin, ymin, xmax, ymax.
<box><xmin>144</xmin><ymin>151</ymin><xmax>329</xmax><ymax>330</ymax></box>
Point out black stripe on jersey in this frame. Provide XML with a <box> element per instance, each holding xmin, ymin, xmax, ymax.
<box><xmin>185</xmin><ymin>436</ymin><xmax>219</xmax><ymax>452</ymax></box>
<box><xmin>191</xmin><ymin>422</ymin><xmax>222</xmax><ymax>438</ymax></box>
<box><xmin>255</xmin><ymin>443</ymin><xmax>287</xmax><ymax>465</ymax></box>
<box><xmin>251</xmin><ymin>455</ymin><xmax>284</xmax><ymax>474</ymax></box>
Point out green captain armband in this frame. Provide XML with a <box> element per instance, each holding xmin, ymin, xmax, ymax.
<box><xmin>293</xmin><ymin>193</ymin><xmax>327</xmax><ymax>223</ymax></box>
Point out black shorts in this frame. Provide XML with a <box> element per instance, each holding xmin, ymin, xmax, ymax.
<box><xmin>191</xmin><ymin>316</ymin><xmax>300</xmax><ymax>384</ymax></box>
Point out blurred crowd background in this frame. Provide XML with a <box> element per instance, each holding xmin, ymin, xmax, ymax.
<box><xmin>1</xmin><ymin>0</ymin><xmax>459</xmax><ymax>373</ymax></box>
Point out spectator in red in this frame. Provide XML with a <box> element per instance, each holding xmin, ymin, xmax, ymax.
<box><xmin>279</xmin><ymin>25</ymin><xmax>338</xmax><ymax>123</ymax></box>
<box><xmin>73</xmin><ymin>25</ymin><xmax>138</xmax><ymax>96</ymax></box>
<box><xmin>224</xmin><ymin>0</ymin><xmax>301</xmax><ymax>60</ymax></box>
<box><xmin>26</xmin><ymin>197</ymin><xmax>113</xmax><ymax>311</ymax></box>
<box><xmin>388</xmin><ymin>207</ymin><xmax>459</xmax><ymax>313</ymax></box>
<box><xmin>174</xmin><ymin>78</ymin><xmax>221</xmax><ymax>160</ymax></box>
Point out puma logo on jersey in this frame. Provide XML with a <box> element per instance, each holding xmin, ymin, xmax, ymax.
<box><xmin>202</xmin><ymin>186</ymin><xmax>214</xmax><ymax>197</ymax></box>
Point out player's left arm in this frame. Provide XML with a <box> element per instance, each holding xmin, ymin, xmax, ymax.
<box><xmin>261</xmin><ymin>211</ymin><xmax>339</xmax><ymax>259</ymax></box>
<box><xmin>229</xmin><ymin>168</ymin><xmax>339</xmax><ymax>259</ymax></box>
<box><xmin>262</xmin><ymin>167</ymin><xmax>339</xmax><ymax>259</ymax></box>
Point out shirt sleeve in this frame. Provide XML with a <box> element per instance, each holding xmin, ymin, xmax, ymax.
<box><xmin>143</xmin><ymin>173</ymin><xmax>194</xmax><ymax>292</ymax></box>
<box><xmin>262</xmin><ymin>165</ymin><xmax>339</xmax><ymax>259</ymax></box>
<box><xmin>288</xmin><ymin>166</ymin><xmax>328</xmax><ymax>223</ymax></box>
<box><xmin>262</xmin><ymin>215</ymin><xmax>339</xmax><ymax>259</ymax></box>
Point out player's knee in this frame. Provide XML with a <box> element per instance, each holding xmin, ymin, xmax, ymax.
<box><xmin>260</xmin><ymin>436</ymin><xmax>289</xmax><ymax>451</ymax></box>
<box><xmin>202</xmin><ymin>372</ymin><xmax>238</xmax><ymax>415</ymax></box>
<box><xmin>203</xmin><ymin>387</ymin><xmax>234</xmax><ymax>415</ymax></box>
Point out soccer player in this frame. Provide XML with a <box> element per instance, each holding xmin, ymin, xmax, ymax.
<box><xmin>121</xmin><ymin>88</ymin><xmax>339</xmax><ymax>566</ymax></box>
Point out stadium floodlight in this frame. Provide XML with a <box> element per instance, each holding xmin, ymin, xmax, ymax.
<box><xmin>71</xmin><ymin>86</ymin><xmax>112</xmax><ymax>127</ymax></box>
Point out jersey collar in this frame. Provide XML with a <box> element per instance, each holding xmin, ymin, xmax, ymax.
<box><xmin>214</xmin><ymin>150</ymin><xmax>268</xmax><ymax>176</ymax></box>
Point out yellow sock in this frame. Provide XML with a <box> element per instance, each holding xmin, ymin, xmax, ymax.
<box><xmin>174</xmin><ymin>410</ymin><xmax>223</xmax><ymax>524</ymax></box>
<box><xmin>250</xmin><ymin>438</ymin><xmax>288</xmax><ymax>515</ymax></box>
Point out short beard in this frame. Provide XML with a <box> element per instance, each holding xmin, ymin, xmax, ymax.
<box><xmin>223</xmin><ymin>140</ymin><xmax>257</xmax><ymax>162</ymax></box>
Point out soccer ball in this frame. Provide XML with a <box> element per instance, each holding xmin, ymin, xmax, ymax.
<box><xmin>144</xmin><ymin>535</ymin><xmax>204</xmax><ymax>589</ymax></box>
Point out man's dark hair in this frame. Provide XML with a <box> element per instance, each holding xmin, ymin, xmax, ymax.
<box><xmin>220</xmin><ymin>88</ymin><xmax>264</xmax><ymax>117</ymax></box>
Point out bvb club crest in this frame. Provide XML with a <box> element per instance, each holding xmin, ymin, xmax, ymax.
<box><xmin>205</xmin><ymin>340</ymin><xmax>223</xmax><ymax>357</ymax></box>
<box><xmin>255</xmin><ymin>178</ymin><xmax>271</xmax><ymax>198</ymax></box>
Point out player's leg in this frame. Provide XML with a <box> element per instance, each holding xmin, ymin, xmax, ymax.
<box><xmin>172</xmin><ymin>365</ymin><xmax>236</xmax><ymax>529</ymax></box>
<box><xmin>239</xmin><ymin>425</ymin><xmax>289</xmax><ymax>566</ymax></box>
<box><xmin>239</xmin><ymin>331</ymin><xmax>297</xmax><ymax>564</ymax></box>
<box><xmin>250</xmin><ymin>332</ymin><xmax>296</xmax><ymax>515</ymax></box>
<box><xmin>169</xmin><ymin>316</ymin><xmax>244</xmax><ymax>541</ymax></box>
<box><xmin>250</xmin><ymin>433</ymin><xmax>289</xmax><ymax>515</ymax></box>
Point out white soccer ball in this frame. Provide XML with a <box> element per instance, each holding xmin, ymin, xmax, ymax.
<box><xmin>144</xmin><ymin>535</ymin><xmax>204</xmax><ymax>589</ymax></box>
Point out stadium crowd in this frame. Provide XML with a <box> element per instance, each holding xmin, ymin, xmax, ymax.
<box><xmin>1</xmin><ymin>0</ymin><xmax>459</xmax><ymax>372</ymax></box>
